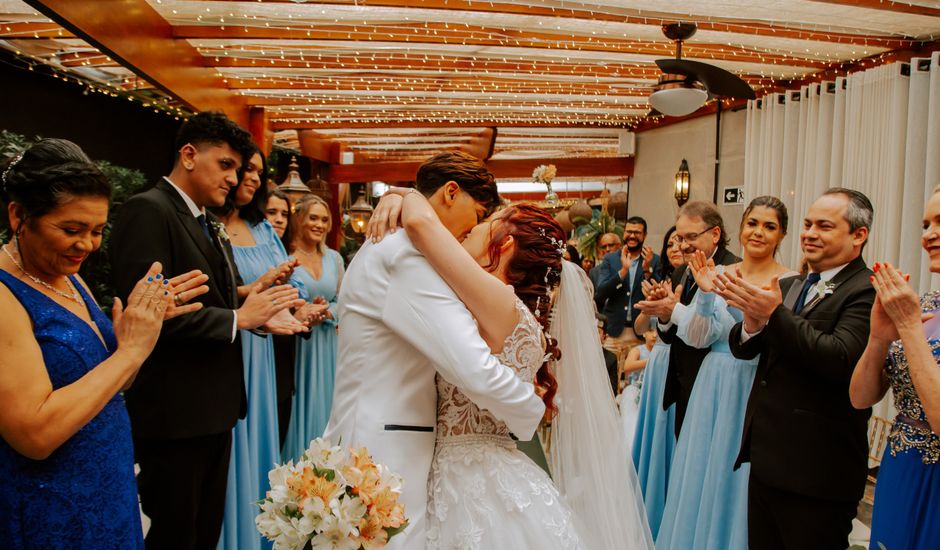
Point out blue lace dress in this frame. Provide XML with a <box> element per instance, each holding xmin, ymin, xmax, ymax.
<box><xmin>869</xmin><ymin>291</ymin><xmax>940</xmax><ymax>550</ymax></box>
<box><xmin>218</xmin><ymin>221</ymin><xmax>287</xmax><ymax>550</ymax></box>
<box><xmin>281</xmin><ymin>248</ymin><xmax>343</xmax><ymax>462</ymax></box>
<box><xmin>0</xmin><ymin>269</ymin><xmax>144</xmax><ymax>549</ymax></box>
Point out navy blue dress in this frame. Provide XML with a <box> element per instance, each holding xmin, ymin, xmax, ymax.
<box><xmin>0</xmin><ymin>270</ymin><xmax>144</xmax><ymax>549</ymax></box>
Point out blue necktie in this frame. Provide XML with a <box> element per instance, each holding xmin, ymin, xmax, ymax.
<box><xmin>196</xmin><ymin>214</ymin><xmax>212</xmax><ymax>241</ymax></box>
<box><xmin>794</xmin><ymin>272</ymin><xmax>822</xmax><ymax>314</ymax></box>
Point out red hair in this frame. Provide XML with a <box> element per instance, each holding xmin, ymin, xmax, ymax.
<box><xmin>482</xmin><ymin>204</ymin><xmax>565</xmax><ymax>417</ymax></box>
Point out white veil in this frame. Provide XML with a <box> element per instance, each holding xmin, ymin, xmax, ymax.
<box><xmin>549</xmin><ymin>261</ymin><xmax>655</xmax><ymax>550</ymax></box>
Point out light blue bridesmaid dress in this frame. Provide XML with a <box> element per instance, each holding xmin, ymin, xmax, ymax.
<box><xmin>655</xmin><ymin>290</ymin><xmax>757</xmax><ymax>550</ymax></box>
<box><xmin>631</xmin><ymin>329</ymin><xmax>676</xmax><ymax>540</ymax></box>
<box><xmin>282</xmin><ymin>248</ymin><xmax>343</xmax><ymax>461</ymax></box>
<box><xmin>218</xmin><ymin>220</ymin><xmax>287</xmax><ymax>550</ymax></box>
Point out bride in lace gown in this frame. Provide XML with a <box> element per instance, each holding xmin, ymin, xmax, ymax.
<box><xmin>370</xmin><ymin>190</ymin><xmax>654</xmax><ymax>550</ymax></box>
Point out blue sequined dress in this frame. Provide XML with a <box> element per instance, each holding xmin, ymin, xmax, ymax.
<box><xmin>282</xmin><ymin>248</ymin><xmax>343</xmax><ymax>461</ymax></box>
<box><xmin>0</xmin><ymin>269</ymin><xmax>144</xmax><ymax>549</ymax></box>
<box><xmin>631</xmin><ymin>327</ymin><xmax>676</xmax><ymax>540</ymax></box>
<box><xmin>655</xmin><ymin>290</ymin><xmax>756</xmax><ymax>550</ymax></box>
<box><xmin>869</xmin><ymin>291</ymin><xmax>940</xmax><ymax>550</ymax></box>
<box><xmin>217</xmin><ymin>221</ymin><xmax>287</xmax><ymax>550</ymax></box>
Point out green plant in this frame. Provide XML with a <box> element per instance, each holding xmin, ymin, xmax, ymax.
<box><xmin>573</xmin><ymin>208</ymin><xmax>624</xmax><ymax>261</ymax></box>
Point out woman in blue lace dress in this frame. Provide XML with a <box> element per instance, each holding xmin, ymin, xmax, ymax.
<box><xmin>656</xmin><ymin>196</ymin><xmax>795</xmax><ymax>550</ymax></box>
<box><xmin>213</xmin><ymin>149</ymin><xmax>310</xmax><ymax>550</ymax></box>
<box><xmin>282</xmin><ymin>196</ymin><xmax>344</xmax><ymax>461</ymax></box>
<box><xmin>0</xmin><ymin>139</ymin><xmax>205</xmax><ymax>548</ymax></box>
<box><xmin>851</xmin><ymin>188</ymin><xmax>940</xmax><ymax>550</ymax></box>
<box><xmin>631</xmin><ymin>227</ymin><xmax>683</xmax><ymax>539</ymax></box>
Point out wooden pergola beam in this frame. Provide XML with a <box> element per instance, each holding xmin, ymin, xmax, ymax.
<box><xmin>274</xmin><ymin>120</ymin><xmax>634</xmax><ymax>130</ymax></box>
<box><xmin>810</xmin><ymin>0</ymin><xmax>940</xmax><ymax>18</ymax></box>
<box><xmin>326</xmin><ymin>156</ymin><xmax>633</xmax><ymax>183</ymax></box>
<box><xmin>25</xmin><ymin>0</ymin><xmax>249</xmax><ymax>125</ymax></box>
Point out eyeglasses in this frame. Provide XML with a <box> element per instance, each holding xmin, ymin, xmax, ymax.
<box><xmin>674</xmin><ymin>225</ymin><xmax>717</xmax><ymax>244</ymax></box>
<box><xmin>624</xmin><ymin>230</ymin><xmax>645</xmax><ymax>236</ymax></box>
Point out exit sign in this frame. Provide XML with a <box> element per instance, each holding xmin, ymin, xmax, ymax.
<box><xmin>723</xmin><ymin>186</ymin><xmax>745</xmax><ymax>205</ymax></box>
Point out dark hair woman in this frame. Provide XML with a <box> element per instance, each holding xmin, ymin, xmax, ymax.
<box><xmin>0</xmin><ymin>139</ymin><xmax>205</xmax><ymax>547</ymax></box>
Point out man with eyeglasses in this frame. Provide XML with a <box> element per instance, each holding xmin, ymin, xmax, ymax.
<box><xmin>589</xmin><ymin>232</ymin><xmax>621</xmax><ymax>288</ymax></box>
<box><xmin>595</xmin><ymin>217</ymin><xmax>661</xmax><ymax>359</ymax></box>
<box><xmin>635</xmin><ymin>201</ymin><xmax>739</xmax><ymax>436</ymax></box>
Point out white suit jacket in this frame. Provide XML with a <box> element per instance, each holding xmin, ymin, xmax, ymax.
<box><xmin>323</xmin><ymin>231</ymin><xmax>545</xmax><ymax>550</ymax></box>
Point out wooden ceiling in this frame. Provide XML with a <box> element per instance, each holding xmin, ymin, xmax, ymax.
<box><xmin>3</xmin><ymin>0</ymin><xmax>940</xmax><ymax>166</ymax></box>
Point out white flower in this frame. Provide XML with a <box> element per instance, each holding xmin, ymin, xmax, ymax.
<box><xmin>813</xmin><ymin>279</ymin><xmax>836</xmax><ymax>298</ymax></box>
<box><xmin>309</xmin><ymin>515</ymin><xmax>360</xmax><ymax>550</ymax></box>
<box><xmin>305</xmin><ymin>438</ymin><xmax>344</xmax><ymax>470</ymax></box>
<box><xmin>532</xmin><ymin>164</ymin><xmax>557</xmax><ymax>184</ymax></box>
<box><xmin>210</xmin><ymin>220</ymin><xmax>230</xmax><ymax>241</ymax></box>
<box><xmin>335</xmin><ymin>495</ymin><xmax>367</xmax><ymax>526</ymax></box>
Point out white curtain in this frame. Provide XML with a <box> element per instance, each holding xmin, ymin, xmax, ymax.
<box><xmin>744</xmin><ymin>55</ymin><xmax>940</xmax><ymax>293</ymax></box>
<box><xmin>744</xmin><ymin>55</ymin><xmax>940</xmax><ymax>427</ymax></box>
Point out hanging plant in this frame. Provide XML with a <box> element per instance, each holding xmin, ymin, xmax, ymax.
<box><xmin>573</xmin><ymin>208</ymin><xmax>624</xmax><ymax>261</ymax></box>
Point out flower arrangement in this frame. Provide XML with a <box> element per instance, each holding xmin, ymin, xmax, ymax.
<box><xmin>256</xmin><ymin>438</ymin><xmax>408</xmax><ymax>550</ymax></box>
<box><xmin>532</xmin><ymin>164</ymin><xmax>557</xmax><ymax>185</ymax></box>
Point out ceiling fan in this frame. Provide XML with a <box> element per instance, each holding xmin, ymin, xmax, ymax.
<box><xmin>649</xmin><ymin>23</ymin><xmax>756</xmax><ymax>117</ymax></box>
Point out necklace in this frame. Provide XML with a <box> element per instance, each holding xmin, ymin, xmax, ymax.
<box><xmin>294</xmin><ymin>245</ymin><xmax>321</xmax><ymax>258</ymax></box>
<box><xmin>2</xmin><ymin>243</ymin><xmax>82</xmax><ymax>303</ymax></box>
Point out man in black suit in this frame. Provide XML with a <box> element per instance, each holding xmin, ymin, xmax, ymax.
<box><xmin>595</xmin><ymin>218</ymin><xmax>661</xmax><ymax>355</ymax></box>
<box><xmin>636</xmin><ymin>201</ymin><xmax>739</xmax><ymax>436</ymax></box>
<box><xmin>110</xmin><ymin>112</ymin><xmax>303</xmax><ymax>549</ymax></box>
<box><xmin>720</xmin><ymin>188</ymin><xmax>875</xmax><ymax>549</ymax></box>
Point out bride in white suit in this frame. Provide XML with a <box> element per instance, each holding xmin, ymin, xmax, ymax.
<box><xmin>371</xmin><ymin>189</ymin><xmax>654</xmax><ymax>550</ymax></box>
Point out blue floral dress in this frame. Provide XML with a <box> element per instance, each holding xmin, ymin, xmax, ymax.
<box><xmin>282</xmin><ymin>248</ymin><xmax>343</xmax><ymax>461</ymax></box>
<box><xmin>869</xmin><ymin>290</ymin><xmax>940</xmax><ymax>550</ymax></box>
<box><xmin>0</xmin><ymin>270</ymin><xmax>143</xmax><ymax>549</ymax></box>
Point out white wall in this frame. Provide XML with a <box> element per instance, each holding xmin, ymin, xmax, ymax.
<box><xmin>629</xmin><ymin>108</ymin><xmax>751</xmax><ymax>258</ymax></box>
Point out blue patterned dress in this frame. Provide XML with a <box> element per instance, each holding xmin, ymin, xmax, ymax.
<box><xmin>869</xmin><ymin>291</ymin><xmax>940</xmax><ymax>550</ymax></box>
<box><xmin>655</xmin><ymin>290</ymin><xmax>757</xmax><ymax>550</ymax></box>
<box><xmin>0</xmin><ymin>270</ymin><xmax>144</xmax><ymax>549</ymax></box>
<box><xmin>217</xmin><ymin>221</ymin><xmax>287</xmax><ymax>550</ymax></box>
<box><xmin>282</xmin><ymin>248</ymin><xmax>343</xmax><ymax>461</ymax></box>
<box><xmin>631</xmin><ymin>326</ymin><xmax>676</xmax><ymax>540</ymax></box>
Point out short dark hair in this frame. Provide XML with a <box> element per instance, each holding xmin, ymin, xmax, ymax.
<box><xmin>267</xmin><ymin>188</ymin><xmax>293</xmax><ymax>247</ymax></box>
<box><xmin>822</xmin><ymin>187</ymin><xmax>873</xmax><ymax>232</ymax></box>
<box><xmin>678</xmin><ymin>200</ymin><xmax>729</xmax><ymax>249</ymax></box>
<box><xmin>625</xmin><ymin>216</ymin><xmax>648</xmax><ymax>233</ymax></box>
<box><xmin>173</xmin><ymin>111</ymin><xmax>255</xmax><ymax>168</ymax></box>
<box><xmin>414</xmin><ymin>152</ymin><xmax>500</xmax><ymax>216</ymax></box>
<box><xmin>1</xmin><ymin>138</ymin><xmax>110</xmax><ymax>230</ymax></box>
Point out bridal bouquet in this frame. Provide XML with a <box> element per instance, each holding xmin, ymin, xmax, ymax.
<box><xmin>532</xmin><ymin>164</ymin><xmax>557</xmax><ymax>185</ymax></box>
<box><xmin>256</xmin><ymin>438</ymin><xmax>408</xmax><ymax>550</ymax></box>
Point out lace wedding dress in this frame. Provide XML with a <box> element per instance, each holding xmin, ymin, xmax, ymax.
<box><xmin>426</xmin><ymin>298</ymin><xmax>582</xmax><ymax>550</ymax></box>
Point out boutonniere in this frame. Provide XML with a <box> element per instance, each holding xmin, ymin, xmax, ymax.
<box><xmin>814</xmin><ymin>279</ymin><xmax>837</xmax><ymax>298</ymax></box>
<box><xmin>210</xmin><ymin>220</ymin><xmax>230</xmax><ymax>242</ymax></box>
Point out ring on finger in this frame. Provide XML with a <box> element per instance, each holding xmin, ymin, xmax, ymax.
<box><xmin>174</xmin><ymin>293</ymin><xmax>183</xmax><ymax>306</ymax></box>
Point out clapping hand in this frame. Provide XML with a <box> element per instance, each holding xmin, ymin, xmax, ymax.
<box><xmin>113</xmin><ymin>262</ymin><xmax>171</xmax><ymax>362</ymax></box>
<box><xmin>636</xmin><ymin>279</ymin><xmax>678</xmax><ymax>322</ymax></box>
<box><xmin>263</xmin><ymin>307</ymin><xmax>310</xmax><ymax>335</ymax></box>
<box><xmin>258</xmin><ymin>259</ymin><xmax>300</xmax><ymax>288</ymax></box>
<box><xmin>870</xmin><ymin>262</ymin><xmax>928</xmax><ymax>335</ymax></box>
<box><xmin>715</xmin><ymin>268</ymin><xmax>781</xmax><ymax>333</ymax></box>
<box><xmin>688</xmin><ymin>250</ymin><xmax>718</xmax><ymax>293</ymax></box>
<box><xmin>164</xmin><ymin>269</ymin><xmax>210</xmax><ymax>320</ymax></box>
<box><xmin>237</xmin><ymin>284</ymin><xmax>305</xmax><ymax>330</ymax></box>
<box><xmin>641</xmin><ymin>245</ymin><xmax>655</xmax><ymax>273</ymax></box>
<box><xmin>294</xmin><ymin>298</ymin><xmax>331</xmax><ymax>326</ymax></box>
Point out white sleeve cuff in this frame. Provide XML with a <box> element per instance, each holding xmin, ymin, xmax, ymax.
<box><xmin>231</xmin><ymin>310</ymin><xmax>238</xmax><ymax>342</ymax></box>
<box><xmin>740</xmin><ymin>324</ymin><xmax>762</xmax><ymax>343</ymax></box>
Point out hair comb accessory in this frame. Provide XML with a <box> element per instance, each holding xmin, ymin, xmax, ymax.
<box><xmin>2</xmin><ymin>151</ymin><xmax>25</xmax><ymax>187</ymax></box>
<box><xmin>538</xmin><ymin>227</ymin><xmax>566</xmax><ymax>257</ymax></box>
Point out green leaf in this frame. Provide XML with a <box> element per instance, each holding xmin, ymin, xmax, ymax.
<box><xmin>384</xmin><ymin>520</ymin><xmax>410</xmax><ymax>539</ymax></box>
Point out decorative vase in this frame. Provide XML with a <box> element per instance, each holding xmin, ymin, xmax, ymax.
<box><xmin>544</xmin><ymin>181</ymin><xmax>559</xmax><ymax>206</ymax></box>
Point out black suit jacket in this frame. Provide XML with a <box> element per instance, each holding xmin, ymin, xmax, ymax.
<box><xmin>110</xmin><ymin>179</ymin><xmax>247</xmax><ymax>440</ymax></box>
<box><xmin>594</xmin><ymin>250</ymin><xmax>662</xmax><ymax>338</ymax></box>
<box><xmin>659</xmin><ymin>247</ymin><xmax>740</xmax><ymax>417</ymax></box>
<box><xmin>729</xmin><ymin>255</ymin><xmax>874</xmax><ymax>503</ymax></box>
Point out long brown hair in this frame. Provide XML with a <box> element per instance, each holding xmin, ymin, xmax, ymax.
<box><xmin>482</xmin><ymin>203</ymin><xmax>565</xmax><ymax>416</ymax></box>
